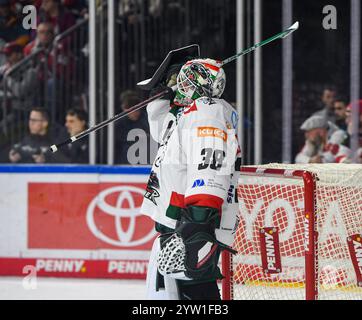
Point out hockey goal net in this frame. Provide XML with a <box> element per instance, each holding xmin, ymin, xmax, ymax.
<box><xmin>222</xmin><ymin>163</ymin><xmax>362</xmax><ymax>300</ymax></box>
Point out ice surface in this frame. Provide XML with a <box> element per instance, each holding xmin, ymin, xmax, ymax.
<box><xmin>0</xmin><ymin>277</ymin><xmax>146</xmax><ymax>300</ymax></box>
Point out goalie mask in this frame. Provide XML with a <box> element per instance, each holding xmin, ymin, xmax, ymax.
<box><xmin>175</xmin><ymin>58</ymin><xmax>226</xmax><ymax>106</ymax></box>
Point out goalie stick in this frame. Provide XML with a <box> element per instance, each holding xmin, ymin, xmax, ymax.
<box><xmin>50</xmin><ymin>22</ymin><xmax>299</xmax><ymax>153</ymax></box>
<box><xmin>50</xmin><ymin>86</ymin><xmax>176</xmax><ymax>152</ymax></box>
<box><xmin>221</xmin><ymin>21</ymin><xmax>299</xmax><ymax>66</ymax></box>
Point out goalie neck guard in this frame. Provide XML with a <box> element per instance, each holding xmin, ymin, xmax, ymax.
<box><xmin>175</xmin><ymin>58</ymin><xmax>226</xmax><ymax>106</ymax></box>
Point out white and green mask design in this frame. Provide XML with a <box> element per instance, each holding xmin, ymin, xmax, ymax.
<box><xmin>175</xmin><ymin>58</ymin><xmax>226</xmax><ymax>106</ymax></box>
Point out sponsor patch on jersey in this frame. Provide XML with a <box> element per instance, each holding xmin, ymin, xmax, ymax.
<box><xmin>203</xmin><ymin>178</ymin><xmax>226</xmax><ymax>191</ymax></box>
<box><xmin>197</xmin><ymin>127</ymin><xmax>227</xmax><ymax>141</ymax></box>
<box><xmin>227</xmin><ymin>184</ymin><xmax>235</xmax><ymax>204</ymax></box>
<box><xmin>192</xmin><ymin>179</ymin><xmax>205</xmax><ymax>188</ymax></box>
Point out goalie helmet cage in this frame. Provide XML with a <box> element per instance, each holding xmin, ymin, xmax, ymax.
<box><xmin>222</xmin><ymin>164</ymin><xmax>362</xmax><ymax>300</ymax></box>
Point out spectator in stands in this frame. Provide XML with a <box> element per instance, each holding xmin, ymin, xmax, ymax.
<box><xmin>334</xmin><ymin>96</ymin><xmax>348</xmax><ymax>131</ymax></box>
<box><xmin>62</xmin><ymin>108</ymin><xmax>88</xmax><ymax>163</ymax></box>
<box><xmin>119</xmin><ymin>0</ymin><xmax>141</xmax><ymax>24</ymax></box>
<box><xmin>38</xmin><ymin>0</ymin><xmax>76</xmax><ymax>36</ymax></box>
<box><xmin>345</xmin><ymin>100</ymin><xmax>362</xmax><ymax>163</ymax></box>
<box><xmin>15</xmin><ymin>1</ymin><xmax>42</xmax><ymax>11</ymax></box>
<box><xmin>313</xmin><ymin>86</ymin><xmax>337</xmax><ymax>123</ymax></box>
<box><xmin>0</xmin><ymin>0</ymin><xmax>30</xmax><ymax>46</ymax></box>
<box><xmin>115</xmin><ymin>90</ymin><xmax>151</xmax><ymax>164</ymax></box>
<box><xmin>23</xmin><ymin>21</ymin><xmax>73</xmax><ymax>111</ymax></box>
<box><xmin>22</xmin><ymin>21</ymin><xmax>56</xmax><ymax>109</ymax></box>
<box><xmin>25</xmin><ymin>21</ymin><xmax>73</xmax><ymax>75</ymax></box>
<box><xmin>295</xmin><ymin>115</ymin><xmax>351</xmax><ymax>164</ymax></box>
<box><xmin>0</xmin><ymin>42</ymin><xmax>24</xmax><ymax>83</ymax></box>
<box><xmin>0</xmin><ymin>41</ymin><xmax>39</xmax><ymax>111</ymax></box>
<box><xmin>62</xmin><ymin>0</ymin><xmax>88</xmax><ymax>20</ymax></box>
<box><xmin>24</xmin><ymin>21</ymin><xmax>55</xmax><ymax>55</ymax></box>
<box><xmin>149</xmin><ymin>0</ymin><xmax>163</xmax><ymax>17</ymax></box>
<box><xmin>8</xmin><ymin>107</ymin><xmax>66</xmax><ymax>163</ymax></box>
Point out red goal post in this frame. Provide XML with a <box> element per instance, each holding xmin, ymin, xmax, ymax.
<box><xmin>222</xmin><ymin>164</ymin><xmax>362</xmax><ymax>300</ymax></box>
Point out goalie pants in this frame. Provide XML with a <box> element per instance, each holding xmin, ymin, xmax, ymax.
<box><xmin>146</xmin><ymin>236</ymin><xmax>221</xmax><ymax>300</ymax></box>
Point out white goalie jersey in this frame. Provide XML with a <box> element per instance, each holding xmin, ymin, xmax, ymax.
<box><xmin>140</xmin><ymin>97</ymin><xmax>241</xmax><ymax>246</ymax></box>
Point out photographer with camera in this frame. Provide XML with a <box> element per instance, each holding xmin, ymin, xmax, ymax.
<box><xmin>8</xmin><ymin>107</ymin><xmax>66</xmax><ymax>164</ymax></box>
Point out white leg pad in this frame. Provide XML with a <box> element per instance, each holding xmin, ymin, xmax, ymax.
<box><xmin>146</xmin><ymin>236</ymin><xmax>179</xmax><ymax>300</ymax></box>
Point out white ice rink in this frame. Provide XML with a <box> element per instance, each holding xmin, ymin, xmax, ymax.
<box><xmin>0</xmin><ymin>277</ymin><xmax>146</xmax><ymax>300</ymax></box>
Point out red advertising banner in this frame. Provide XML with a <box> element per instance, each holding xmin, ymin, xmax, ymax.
<box><xmin>259</xmin><ymin>227</ymin><xmax>282</xmax><ymax>274</ymax></box>
<box><xmin>28</xmin><ymin>182</ymin><xmax>157</xmax><ymax>251</ymax></box>
<box><xmin>347</xmin><ymin>234</ymin><xmax>362</xmax><ymax>287</ymax></box>
<box><xmin>0</xmin><ymin>258</ymin><xmax>148</xmax><ymax>279</ymax></box>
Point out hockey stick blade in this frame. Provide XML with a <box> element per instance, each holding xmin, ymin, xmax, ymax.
<box><xmin>281</xmin><ymin>21</ymin><xmax>299</xmax><ymax>38</ymax></box>
<box><xmin>221</xmin><ymin>21</ymin><xmax>299</xmax><ymax>66</ymax></box>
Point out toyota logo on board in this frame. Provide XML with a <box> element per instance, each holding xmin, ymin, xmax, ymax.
<box><xmin>86</xmin><ymin>186</ymin><xmax>157</xmax><ymax>247</ymax></box>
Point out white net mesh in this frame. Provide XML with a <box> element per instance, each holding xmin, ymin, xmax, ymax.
<box><xmin>231</xmin><ymin>163</ymin><xmax>362</xmax><ymax>300</ymax></box>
